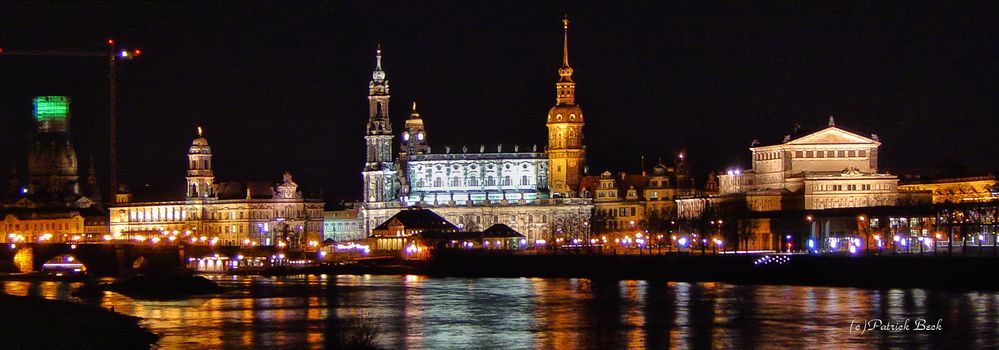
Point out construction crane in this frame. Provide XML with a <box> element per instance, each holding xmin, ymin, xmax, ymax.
<box><xmin>0</xmin><ymin>39</ymin><xmax>143</xmax><ymax>204</ymax></box>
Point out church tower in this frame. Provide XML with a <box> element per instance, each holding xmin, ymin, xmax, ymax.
<box><xmin>546</xmin><ymin>16</ymin><xmax>586</xmax><ymax>197</ymax></box>
<box><xmin>362</xmin><ymin>46</ymin><xmax>398</xmax><ymax>204</ymax></box>
<box><xmin>397</xmin><ymin>101</ymin><xmax>427</xmax><ymax>197</ymax></box>
<box><xmin>186</xmin><ymin>127</ymin><xmax>215</xmax><ymax>199</ymax></box>
<box><xmin>400</xmin><ymin>101</ymin><xmax>428</xmax><ymax>159</ymax></box>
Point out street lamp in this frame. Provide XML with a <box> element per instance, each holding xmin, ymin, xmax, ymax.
<box><xmin>858</xmin><ymin>215</ymin><xmax>869</xmax><ymax>255</ymax></box>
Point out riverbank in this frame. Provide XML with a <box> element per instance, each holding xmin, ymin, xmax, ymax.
<box><xmin>406</xmin><ymin>253</ymin><xmax>999</xmax><ymax>290</ymax></box>
<box><xmin>0</xmin><ymin>294</ymin><xmax>157</xmax><ymax>349</ymax></box>
<box><xmin>296</xmin><ymin>253</ymin><xmax>999</xmax><ymax>291</ymax></box>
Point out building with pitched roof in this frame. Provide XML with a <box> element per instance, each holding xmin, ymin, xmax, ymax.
<box><xmin>675</xmin><ymin>118</ymin><xmax>931</xmax><ymax>251</ymax></box>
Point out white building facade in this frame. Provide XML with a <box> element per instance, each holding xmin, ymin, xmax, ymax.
<box><xmin>716</xmin><ymin>117</ymin><xmax>900</xmax><ymax>211</ymax></box>
<box><xmin>357</xmin><ymin>19</ymin><xmax>592</xmax><ymax>245</ymax></box>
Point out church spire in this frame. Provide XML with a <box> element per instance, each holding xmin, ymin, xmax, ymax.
<box><xmin>557</xmin><ymin>16</ymin><xmax>574</xmax><ymax>85</ymax></box>
<box><xmin>562</xmin><ymin>15</ymin><xmax>570</xmax><ymax>68</ymax></box>
<box><xmin>555</xmin><ymin>16</ymin><xmax>576</xmax><ymax>105</ymax></box>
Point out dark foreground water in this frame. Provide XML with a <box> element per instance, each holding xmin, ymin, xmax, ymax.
<box><xmin>3</xmin><ymin>275</ymin><xmax>998</xmax><ymax>349</ymax></box>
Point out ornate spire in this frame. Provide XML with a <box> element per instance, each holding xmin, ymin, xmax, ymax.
<box><xmin>410</xmin><ymin>101</ymin><xmax>418</xmax><ymax>117</ymax></box>
<box><xmin>828</xmin><ymin>115</ymin><xmax>836</xmax><ymax>127</ymax></box>
<box><xmin>197</xmin><ymin>126</ymin><xmax>203</xmax><ymax>137</ymax></box>
<box><xmin>562</xmin><ymin>15</ymin><xmax>570</xmax><ymax>67</ymax></box>
<box><xmin>558</xmin><ymin>15</ymin><xmax>574</xmax><ymax>82</ymax></box>
<box><xmin>372</xmin><ymin>44</ymin><xmax>386</xmax><ymax>82</ymax></box>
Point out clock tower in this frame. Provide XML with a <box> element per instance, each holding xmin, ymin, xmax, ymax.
<box><xmin>546</xmin><ymin>16</ymin><xmax>586</xmax><ymax>197</ymax></box>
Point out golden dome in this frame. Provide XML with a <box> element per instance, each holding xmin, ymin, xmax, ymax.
<box><xmin>547</xmin><ymin>104</ymin><xmax>584</xmax><ymax>123</ymax></box>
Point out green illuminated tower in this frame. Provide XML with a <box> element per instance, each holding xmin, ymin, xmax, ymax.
<box><xmin>26</xmin><ymin>96</ymin><xmax>81</xmax><ymax>201</ymax></box>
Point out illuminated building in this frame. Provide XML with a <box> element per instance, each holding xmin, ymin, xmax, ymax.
<box><xmin>582</xmin><ymin>155</ymin><xmax>711</xmax><ymax>238</ymax></box>
<box><xmin>675</xmin><ymin>118</ymin><xmax>929</xmax><ymax>250</ymax></box>
<box><xmin>4</xmin><ymin>96</ymin><xmax>101</xmax><ymax>209</ymax></box>
<box><xmin>546</xmin><ymin>16</ymin><xmax>586</xmax><ymax>197</ymax></box>
<box><xmin>403</xmin><ymin>223</ymin><xmax>528</xmax><ymax>260</ymax></box>
<box><xmin>108</xmin><ymin>130</ymin><xmax>324</xmax><ymax>249</ymax></box>
<box><xmin>0</xmin><ymin>96</ymin><xmax>106</xmax><ymax>243</ymax></box>
<box><xmin>708</xmin><ymin>117</ymin><xmax>903</xmax><ymax>211</ymax></box>
<box><xmin>370</xmin><ymin>208</ymin><xmax>458</xmax><ymax>251</ymax></box>
<box><xmin>898</xmin><ymin>175</ymin><xmax>998</xmax><ymax>204</ymax></box>
<box><xmin>359</xmin><ymin>18</ymin><xmax>592</xmax><ymax>245</ymax></box>
<box><xmin>0</xmin><ymin>207</ymin><xmax>107</xmax><ymax>243</ymax></box>
<box><xmin>323</xmin><ymin>202</ymin><xmax>365</xmax><ymax>242</ymax></box>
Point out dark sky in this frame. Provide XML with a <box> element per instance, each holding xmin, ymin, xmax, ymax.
<box><xmin>1</xmin><ymin>2</ymin><xmax>997</xmax><ymax>203</ymax></box>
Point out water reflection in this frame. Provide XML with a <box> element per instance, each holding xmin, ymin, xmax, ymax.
<box><xmin>2</xmin><ymin>276</ymin><xmax>998</xmax><ymax>349</ymax></box>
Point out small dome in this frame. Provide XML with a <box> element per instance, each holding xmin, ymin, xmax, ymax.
<box><xmin>192</xmin><ymin>137</ymin><xmax>209</xmax><ymax>146</ymax></box>
<box><xmin>547</xmin><ymin>105</ymin><xmax>584</xmax><ymax>123</ymax></box>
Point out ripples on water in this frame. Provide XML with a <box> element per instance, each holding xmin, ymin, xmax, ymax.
<box><xmin>2</xmin><ymin>276</ymin><xmax>998</xmax><ymax>349</ymax></box>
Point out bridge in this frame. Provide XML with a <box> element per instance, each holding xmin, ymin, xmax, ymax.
<box><xmin>0</xmin><ymin>243</ymin><xmax>288</xmax><ymax>276</ymax></box>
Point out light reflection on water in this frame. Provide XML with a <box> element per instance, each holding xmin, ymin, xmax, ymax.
<box><xmin>2</xmin><ymin>276</ymin><xmax>998</xmax><ymax>349</ymax></box>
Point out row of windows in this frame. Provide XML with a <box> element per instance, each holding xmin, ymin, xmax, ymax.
<box><xmin>597</xmin><ymin>207</ymin><xmax>639</xmax><ymax>218</ymax></box>
<box><xmin>795</xmin><ymin>149</ymin><xmax>868</xmax><ymax>159</ymax></box>
<box><xmin>123</xmin><ymin>206</ymin><xmax>318</xmax><ymax>223</ymax></box>
<box><xmin>419</xmin><ymin>162</ymin><xmax>537</xmax><ymax>172</ymax></box>
<box><xmin>755</xmin><ymin>149</ymin><xmax>870</xmax><ymax>161</ymax></box>
<box><xmin>0</xmin><ymin>222</ymin><xmax>80</xmax><ymax>232</ymax></box>
<box><xmin>417</xmin><ymin>175</ymin><xmax>534</xmax><ymax>188</ymax></box>
<box><xmin>814</xmin><ymin>183</ymin><xmax>892</xmax><ymax>192</ymax></box>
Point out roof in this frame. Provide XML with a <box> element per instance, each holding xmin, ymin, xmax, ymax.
<box><xmin>760</xmin><ymin>123</ymin><xmax>879</xmax><ymax>149</ymax></box>
<box><xmin>481</xmin><ymin>223</ymin><xmax>525</xmax><ymax>237</ymax></box>
<box><xmin>373</xmin><ymin>208</ymin><xmax>458</xmax><ymax>231</ymax></box>
<box><xmin>412</xmin><ymin>225</ymin><xmax>525</xmax><ymax>241</ymax></box>
<box><xmin>125</xmin><ymin>180</ymin><xmax>321</xmax><ymax>202</ymax></box>
<box><xmin>580</xmin><ymin>173</ymin><xmax>651</xmax><ymax>196</ymax></box>
<box><xmin>0</xmin><ymin>206</ymin><xmax>107</xmax><ymax>220</ymax></box>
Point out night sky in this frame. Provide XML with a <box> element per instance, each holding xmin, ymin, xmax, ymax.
<box><xmin>1</xmin><ymin>2</ymin><xmax>996</xmax><ymax>204</ymax></box>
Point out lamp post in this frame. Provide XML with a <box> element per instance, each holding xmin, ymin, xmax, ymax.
<box><xmin>806</xmin><ymin>215</ymin><xmax>815</xmax><ymax>254</ymax></box>
<box><xmin>859</xmin><ymin>215</ymin><xmax>868</xmax><ymax>255</ymax></box>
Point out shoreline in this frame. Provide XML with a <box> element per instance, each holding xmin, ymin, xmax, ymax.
<box><xmin>284</xmin><ymin>253</ymin><xmax>999</xmax><ymax>291</ymax></box>
<box><xmin>0</xmin><ymin>294</ymin><xmax>157</xmax><ymax>349</ymax></box>
<box><xmin>4</xmin><ymin>253</ymin><xmax>997</xmax><ymax>291</ymax></box>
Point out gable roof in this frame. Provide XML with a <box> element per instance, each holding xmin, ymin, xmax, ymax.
<box><xmin>782</xmin><ymin>126</ymin><xmax>879</xmax><ymax>146</ymax></box>
<box><xmin>481</xmin><ymin>223</ymin><xmax>525</xmax><ymax>237</ymax></box>
<box><xmin>373</xmin><ymin>208</ymin><xmax>458</xmax><ymax>231</ymax></box>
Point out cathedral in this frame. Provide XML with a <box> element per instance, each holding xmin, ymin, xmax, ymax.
<box><xmin>359</xmin><ymin>17</ymin><xmax>593</xmax><ymax>244</ymax></box>
<box><xmin>0</xmin><ymin>96</ymin><xmax>106</xmax><ymax>244</ymax></box>
<box><xmin>4</xmin><ymin>96</ymin><xmax>100</xmax><ymax>209</ymax></box>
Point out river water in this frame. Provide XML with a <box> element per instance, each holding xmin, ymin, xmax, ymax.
<box><xmin>2</xmin><ymin>275</ymin><xmax>997</xmax><ymax>349</ymax></box>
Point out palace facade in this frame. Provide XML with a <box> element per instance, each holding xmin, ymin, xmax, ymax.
<box><xmin>358</xmin><ymin>18</ymin><xmax>592</xmax><ymax>245</ymax></box>
<box><xmin>108</xmin><ymin>130</ymin><xmax>324</xmax><ymax>250</ymax></box>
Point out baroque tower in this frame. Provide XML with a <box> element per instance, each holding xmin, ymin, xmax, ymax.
<box><xmin>362</xmin><ymin>46</ymin><xmax>398</xmax><ymax>204</ymax></box>
<box><xmin>397</xmin><ymin>101</ymin><xmax>427</xmax><ymax>197</ymax></box>
<box><xmin>400</xmin><ymin>101</ymin><xmax>428</xmax><ymax>159</ymax></box>
<box><xmin>546</xmin><ymin>16</ymin><xmax>586</xmax><ymax>197</ymax></box>
<box><xmin>186</xmin><ymin>127</ymin><xmax>215</xmax><ymax>199</ymax></box>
